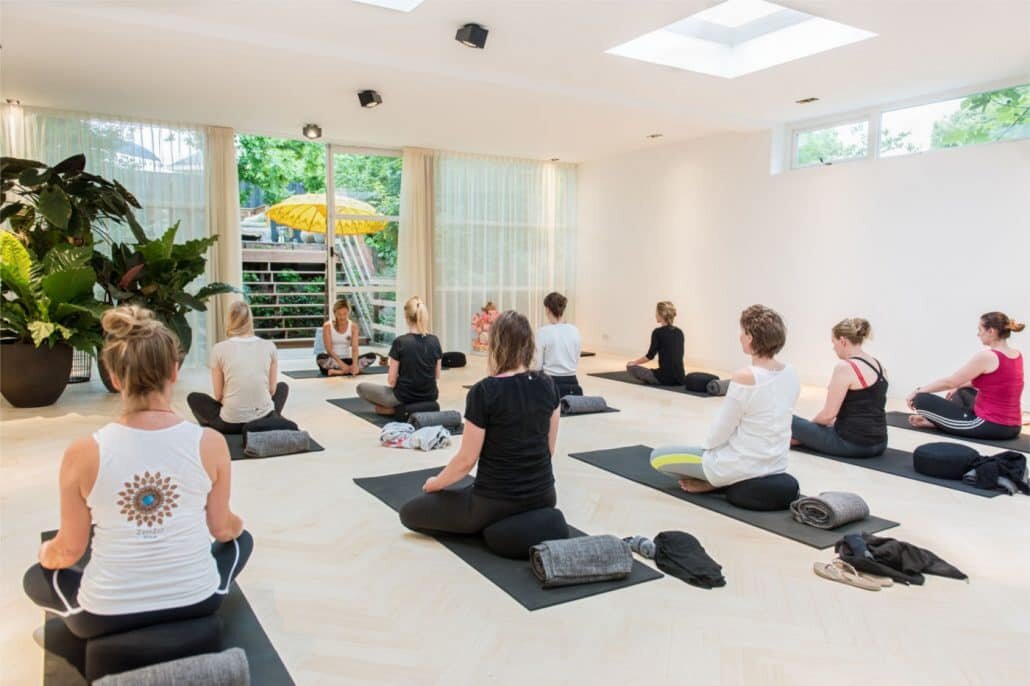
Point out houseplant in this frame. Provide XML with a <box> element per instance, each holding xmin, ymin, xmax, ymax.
<box><xmin>0</xmin><ymin>233</ymin><xmax>106</xmax><ymax>406</ymax></box>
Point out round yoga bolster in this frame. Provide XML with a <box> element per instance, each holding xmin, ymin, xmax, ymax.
<box><xmin>685</xmin><ymin>372</ymin><xmax>719</xmax><ymax>393</ymax></box>
<box><xmin>442</xmin><ymin>351</ymin><xmax>467</xmax><ymax>368</ymax></box>
<box><xmin>482</xmin><ymin>508</ymin><xmax>570</xmax><ymax>559</ymax></box>
<box><xmin>724</xmin><ymin>473</ymin><xmax>800</xmax><ymax>511</ymax></box>
<box><xmin>394</xmin><ymin>400</ymin><xmax>440</xmax><ymax>420</ymax></box>
<box><xmin>913</xmin><ymin>442</ymin><xmax>980</xmax><ymax>480</ymax></box>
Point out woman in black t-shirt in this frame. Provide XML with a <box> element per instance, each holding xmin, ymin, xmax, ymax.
<box><xmin>626</xmin><ymin>301</ymin><xmax>686</xmax><ymax>386</ymax></box>
<box><xmin>399</xmin><ymin>310</ymin><xmax>561</xmax><ymax>534</ymax></box>
<box><xmin>356</xmin><ymin>297</ymin><xmax>442</xmax><ymax>414</ymax></box>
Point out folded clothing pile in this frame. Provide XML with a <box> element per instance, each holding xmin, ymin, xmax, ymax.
<box><xmin>410</xmin><ymin>410</ymin><xmax>463</xmax><ymax>431</ymax></box>
<box><xmin>835</xmin><ymin>532</ymin><xmax>967</xmax><ymax>585</ymax></box>
<box><xmin>379</xmin><ymin>422</ymin><xmax>452</xmax><ymax>451</ymax></box>
<box><xmin>530</xmin><ymin>535</ymin><xmax>633</xmax><ymax>588</ymax></box>
<box><xmin>244</xmin><ymin>430</ymin><xmax>311</xmax><ymax>458</ymax></box>
<box><xmin>560</xmin><ymin>395</ymin><xmax>609</xmax><ymax>415</ymax></box>
<box><xmin>790</xmin><ymin>492</ymin><xmax>870</xmax><ymax>529</ymax></box>
<box><xmin>625</xmin><ymin>531</ymin><xmax>725</xmax><ymax>589</ymax></box>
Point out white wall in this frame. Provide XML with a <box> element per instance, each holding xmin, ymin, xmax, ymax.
<box><xmin>576</xmin><ymin>132</ymin><xmax>1030</xmax><ymax>401</ymax></box>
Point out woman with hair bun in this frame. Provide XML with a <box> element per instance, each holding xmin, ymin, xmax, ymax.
<box><xmin>357</xmin><ymin>296</ymin><xmax>442</xmax><ymax>415</ymax></box>
<box><xmin>626</xmin><ymin>300</ymin><xmax>686</xmax><ymax>386</ymax></box>
<box><xmin>907</xmin><ymin>311</ymin><xmax>1025</xmax><ymax>440</ymax></box>
<box><xmin>791</xmin><ymin>318</ymin><xmax>888</xmax><ymax>458</ymax></box>
<box><xmin>23</xmin><ymin>306</ymin><xmax>252</xmax><ymax>639</ymax></box>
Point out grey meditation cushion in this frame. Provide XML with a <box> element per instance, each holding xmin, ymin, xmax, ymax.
<box><xmin>913</xmin><ymin>442</ymin><xmax>980</xmax><ymax>480</ymax></box>
<box><xmin>243</xmin><ymin>430</ymin><xmax>310</xmax><ymax>458</ymax></box>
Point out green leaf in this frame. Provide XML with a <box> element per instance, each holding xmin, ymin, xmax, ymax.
<box><xmin>41</xmin><ymin>267</ymin><xmax>96</xmax><ymax>305</ymax></box>
<box><xmin>28</xmin><ymin>320</ymin><xmax>57</xmax><ymax>347</ymax></box>
<box><xmin>17</xmin><ymin>166</ymin><xmax>52</xmax><ymax>187</ymax></box>
<box><xmin>0</xmin><ymin>202</ymin><xmax>25</xmax><ymax>224</ymax></box>
<box><xmin>170</xmin><ymin>291</ymin><xmax>206</xmax><ymax>311</ymax></box>
<box><xmin>165</xmin><ymin>312</ymin><xmax>192</xmax><ymax>355</ymax></box>
<box><xmin>0</xmin><ymin>232</ymin><xmax>33</xmax><ymax>286</ymax></box>
<box><xmin>51</xmin><ymin>154</ymin><xmax>87</xmax><ymax>176</ymax></box>
<box><xmin>37</xmin><ymin>185</ymin><xmax>72</xmax><ymax>229</ymax></box>
<box><xmin>41</xmin><ymin>244</ymin><xmax>92</xmax><ymax>273</ymax></box>
<box><xmin>194</xmin><ymin>282</ymin><xmax>237</xmax><ymax>299</ymax></box>
<box><xmin>1</xmin><ymin>157</ymin><xmax>45</xmax><ymax>181</ymax></box>
<box><xmin>53</xmin><ymin>300</ymin><xmax>109</xmax><ymax>319</ymax></box>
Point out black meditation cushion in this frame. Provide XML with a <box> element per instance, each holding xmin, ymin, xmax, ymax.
<box><xmin>442</xmin><ymin>352</ymin><xmax>467</xmax><ymax>369</ymax></box>
<box><xmin>724</xmin><ymin>473</ymin><xmax>800</xmax><ymax>511</ymax></box>
<box><xmin>395</xmin><ymin>400</ymin><xmax>440</xmax><ymax>421</ymax></box>
<box><xmin>482</xmin><ymin>508</ymin><xmax>570</xmax><ymax>559</ymax></box>
<box><xmin>685</xmin><ymin>372</ymin><xmax>719</xmax><ymax>394</ymax></box>
<box><xmin>84</xmin><ymin>615</ymin><xmax>223</xmax><ymax>682</ymax></box>
<box><xmin>913</xmin><ymin>442</ymin><xmax>980</xmax><ymax>480</ymax></box>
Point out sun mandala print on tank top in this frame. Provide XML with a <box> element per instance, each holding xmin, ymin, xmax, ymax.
<box><xmin>117</xmin><ymin>471</ymin><xmax>180</xmax><ymax>533</ymax></box>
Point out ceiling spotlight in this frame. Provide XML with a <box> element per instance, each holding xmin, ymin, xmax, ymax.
<box><xmin>455</xmin><ymin>23</ymin><xmax>488</xmax><ymax>49</ymax></box>
<box><xmin>646</xmin><ymin>133</ymin><xmax>664</xmax><ymax>139</ymax></box>
<box><xmin>358</xmin><ymin>90</ymin><xmax>383</xmax><ymax>108</ymax></box>
<box><xmin>302</xmin><ymin>124</ymin><xmax>322</xmax><ymax>140</ymax></box>
<box><xmin>795</xmin><ymin>96</ymin><xmax>820</xmax><ymax>104</ymax></box>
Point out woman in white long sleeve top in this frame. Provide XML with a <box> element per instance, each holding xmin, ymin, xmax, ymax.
<box><xmin>650</xmin><ymin>305</ymin><xmax>800</xmax><ymax>493</ymax></box>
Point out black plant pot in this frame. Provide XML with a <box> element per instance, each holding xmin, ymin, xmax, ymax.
<box><xmin>95</xmin><ymin>349</ymin><xmax>119</xmax><ymax>394</ymax></box>
<box><xmin>1</xmin><ymin>341</ymin><xmax>74</xmax><ymax>407</ymax></box>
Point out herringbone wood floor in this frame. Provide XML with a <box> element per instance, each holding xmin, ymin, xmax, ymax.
<box><xmin>2</xmin><ymin>352</ymin><xmax>1027</xmax><ymax>685</ymax></box>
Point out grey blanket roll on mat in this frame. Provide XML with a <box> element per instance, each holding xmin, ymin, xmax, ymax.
<box><xmin>560</xmin><ymin>395</ymin><xmax>609</xmax><ymax>414</ymax></box>
<box><xmin>243</xmin><ymin>430</ymin><xmax>311</xmax><ymax>458</ymax></box>
<box><xmin>93</xmin><ymin>648</ymin><xmax>250</xmax><ymax>686</ymax></box>
<box><xmin>789</xmin><ymin>492</ymin><xmax>870</xmax><ymax>529</ymax></box>
<box><xmin>706</xmin><ymin>378</ymin><xmax>730</xmax><ymax>396</ymax></box>
<box><xmin>410</xmin><ymin>410</ymin><xmax>463</xmax><ymax>430</ymax></box>
<box><xmin>530</xmin><ymin>535</ymin><xmax>633</xmax><ymax>587</ymax></box>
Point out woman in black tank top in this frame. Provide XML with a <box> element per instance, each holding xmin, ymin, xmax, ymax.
<box><xmin>791</xmin><ymin>318</ymin><xmax>888</xmax><ymax>458</ymax></box>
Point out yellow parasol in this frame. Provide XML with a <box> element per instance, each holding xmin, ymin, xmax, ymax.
<box><xmin>265</xmin><ymin>193</ymin><xmax>388</xmax><ymax>236</ymax></box>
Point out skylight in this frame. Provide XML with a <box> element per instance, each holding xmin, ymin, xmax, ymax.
<box><xmin>606</xmin><ymin>0</ymin><xmax>876</xmax><ymax>79</ymax></box>
<box><xmin>352</xmin><ymin>0</ymin><xmax>425</xmax><ymax>12</ymax></box>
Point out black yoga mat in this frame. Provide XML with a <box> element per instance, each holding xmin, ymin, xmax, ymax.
<box><xmin>561</xmin><ymin>406</ymin><xmax>621</xmax><ymax>418</ymax></box>
<box><xmin>886</xmin><ymin>411</ymin><xmax>1030</xmax><ymax>452</ymax></box>
<box><xmin>587</xmin><ymin>371</ymin><xmax>713</xmax><ymax>398</ymax></box>
<box><xmin>224</xmin><ymin>434</ymin><xmax>324</xmax><ymax>461</ymax></box>
<box><xmin>354</xmin><ymin>467</ymin><xmax>663</xmax><ymax>610</ymax></box>
<box><xmin>568</xmin><ymin>445</ymin><xmax>899</xmax><ymax>549</ymax></box>
<box><xmin>283</xmin><ymin>366</ymin><xmax>388</xmax><ymax>380</ymax></box>
<box><xmin>39</xmin><ymin>531</ymin><xmax>293</xmax><ymax>686</ymax></box>
<box><xmin>327</xmin><ymin>397</ymin><xmax>464</xmax><ymax>435</ymax></box>
<box><xmin>791</xmin><ymin>445</ymin><xmax>1000</xmax><ymax>498</ymax></box>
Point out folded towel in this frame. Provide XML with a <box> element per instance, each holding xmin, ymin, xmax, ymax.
<box><xmin>409</xmin><ymin>425</ymin><xmax>452</xmax><ymax>451</ymax></box>
<box><xmin>706</xmin><ymin>378</ymin><xmax>730</xmax><ymax>396</ymax></box>
<box><xmin>243</xmin><ymin>430</ymin><xmax>311</xmax><ymax>458</ymax></box>
<box><xmin>560</xmin><ymin>395</ymin><xmax>609</xmax><ymax>415</ymax></box>
<box><xmin>529</xmin><ymin>535</ymin><xmax>633</xmax><ymax>587</ymax></box>
<box><xmin>790</xmin><ymin>491</ymin><xmax>870</xmax><ymax>529</ymax></box>
<box><xmin>379</xmin><ymin>422</ymin><xmax>414</xmax><ymax>448</ymax></box>
<box><xmin>685</xmin><ymin>372</ymin><xmax>719</xmax><ymax>393</ymax></box>
<box><xmin>410</xmin><ymin>410</ymin><xmax>463</xmax><ymax>430</ymax></box>
<box><xmin>94</xmin><ymin>648</ymin><xmax>250</xmax><ymax>686</ymax></box>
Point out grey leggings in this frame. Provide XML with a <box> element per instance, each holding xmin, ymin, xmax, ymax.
<box><xmin>649</xmin><ymin>445</ymin><xmax>708</xmax><ymax>481</ymax></box>
<box><xmin>627</xmin><ymin>365</ymin><xmax>660</xmax><ymax>385</ymax></box>
<box><xmin>356</xmin><ymin>383</ymin><xmax>400</xmax><ymax>408</ymax></box>
<box><xmin>791</xmin><ymin>416</ymin><xmax>886</xmax><ymax>458</ymax></box>
<box><xmin>187</xmin><ymin>383</ymin><xmax>288</xmax><ymax>435</ymax></box>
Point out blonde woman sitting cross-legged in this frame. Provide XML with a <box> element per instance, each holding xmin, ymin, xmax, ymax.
<box><xmin>650</xmin><ymin>305</ymin><xmax>800</xmax><ymax>493</ymax></box>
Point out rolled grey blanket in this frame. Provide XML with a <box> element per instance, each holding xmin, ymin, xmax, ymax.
<box><xmin>94</xmin><ymin>647</ymin><xmax>250</xmax><ymax>686</ymax></box>
<box><xmin>529</xmin><ymin>534</ymin><xmax>633</xmax><ymax>587</ymax></box>
<box><xmin>410</xmin><ymin>410</ymin><xmax>463</xmax><ymax>430</ymax></box>
<box><xmin>789</xmin><ymin>491</ymin><xmax>870</xmax><ymax>529</ymax></box>
<box><xmin>706</xmin><ymin>378</ymin><xmax>730</xmax><ymax>396</ymax></box>
<box><xmin>560</xmin><ymin>395</ymin><xmax>609</xmax><ymax>415</ymax></box>
<box><xmin>243</xmin><ymin>430</ymin><xmax>311</xmax><ymax>458</ymax></box>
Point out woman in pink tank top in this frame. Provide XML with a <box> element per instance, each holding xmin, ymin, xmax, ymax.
<box><xmin>907</xmin><ymin>312</ymin><xmax>1025</xmax><ymax>441</ymax></box>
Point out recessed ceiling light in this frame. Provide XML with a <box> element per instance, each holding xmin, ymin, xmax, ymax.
<box><xmin>646</xmin><ymin>133</ymin><xmax>664</xmax><ymax>139</ymax></box>
<box><xmin>352</xmin><ymin>0</ymin><xmax>425</xmax><ymax>12</ymax></box>
<box><xmin>549</xmin><ymin>157</ymin><xmax>560</xmax><ymax>162</ymax></box>
<box><xmin>795</xmin><ymin>96</ymin><xmax>820</xmax><ymax>104</ymax></box>
<box><xmin>358</xmin><ymin>90</ymin><xmax>383</xmax><ymax>108</ymax></box>
<box><xmin>607</xmin><ymin>0</ymin><xmax>876</xmax><ymax>79</ymax></box>
<box><xmin>302</xmin><ymin>124</ymin><xmax>322</xmax><ymax>140</ymax></box>
<box><xmin>455</xmin><ymin>23</ymin><xmax>489</xmax><ymax>49</ymax></box>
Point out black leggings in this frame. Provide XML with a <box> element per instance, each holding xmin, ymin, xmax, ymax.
<box><xmin>551</xmin><ymin>374</ymin><xmax>582</xmax><ymax>398</ymax></box>
<box><xmin>187</xmin><ymin>383</ymin><xmax>289</xmax><ymax>434</ymax></box>
<box><xmin>23</xmin><ymin>531</ymin><xmax>253</xmax><ymax>640</ymax></box>
<box><xmin>912</xmin><ymin>390</ymin><xmax>1021</xmax><ymax>440</ymax></box>
<box><xmin>316</xmin><ymin>352</ymin><xmax>378</xmax><ymax>375</ymax></box>
<box><xmin>399</xmin><ymin>485</ymin><xmax>557</xmax><ymax>535</ymax></box>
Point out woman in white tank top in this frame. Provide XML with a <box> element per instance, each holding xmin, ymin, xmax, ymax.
<box><xmin>23</xmin><ymin>306</ymin><xmax>252</xmax><ymax>640</ymax></box>
<box><xmin>316</xmin><ymin>298</ymin><xmax>378</xmax><ymax>376</ymax></box>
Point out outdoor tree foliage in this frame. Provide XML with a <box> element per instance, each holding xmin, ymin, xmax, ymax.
<box><xmin>931</xmin><ymin>85</ymin><xmax>1030</xmax><ymax>148</ymax></box>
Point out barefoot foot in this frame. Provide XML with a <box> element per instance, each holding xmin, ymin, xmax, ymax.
<box><xmin>908</xmin><ymin>414</ymin><xmax>934</xmax><ymax>429</ymax></box>
<box><xmin>679</xmin><ymin>478</ymin><xmax>718</xmax><ymax>494</ymax></box>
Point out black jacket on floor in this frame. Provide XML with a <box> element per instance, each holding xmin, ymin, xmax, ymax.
<box><xmin>968</xmin><ymin>452</ymin><xmax>1029</xmax><ymax>494</ymax></box>
<box><xmin>654</xmin><ymin>531</ymin><xmax>726</xmax><ymax>589</ymax></box>
<box><xmin>835</xmin><ymin>533</ymin><xmax>967</xmax><ymax>586</ymax></box>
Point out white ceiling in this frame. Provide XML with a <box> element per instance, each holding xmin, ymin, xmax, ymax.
<box><xmin>2</xmin><ymin>0</ymin><xmax>1028</xmax><ymax>162</ymax></box>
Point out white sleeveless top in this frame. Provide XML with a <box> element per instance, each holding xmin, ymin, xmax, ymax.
<box><xmin>78</xmin><ymin>421</ymin><xmax>219</xmax><ymax>615</ymax></box>
<box><xmin>328</xmin><ymin>321</ymin><xmax>353</xmax><ymax>357</ymax></box>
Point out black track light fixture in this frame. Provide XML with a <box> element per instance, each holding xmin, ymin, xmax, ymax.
<box><xmin>455</xmin><ymin>23</ymin><xmax>488</xmax><ymax>49</ymax></box>
<box><xmin>302</xmin><ymin>124</ymin><xmax>322</xmax><ymax>140</ymax></box>
<box><xmin>358</xmin><ymin>90</ymin><xmax>383</xmax><ymax>108</ymax></box>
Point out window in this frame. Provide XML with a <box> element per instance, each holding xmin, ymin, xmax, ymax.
<box><xmin>793</xmin><ymin>120</ymin><xmax>869</xmax><ymax>168</ymax></box>
<box><xmin>880</xmin><ymin>84</ymin><xmax>1030</xmax><ymax>157</ymax></box>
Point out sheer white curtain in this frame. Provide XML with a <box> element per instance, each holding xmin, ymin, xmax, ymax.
<box><xmin>2</xmin><ymin>105</ymin><xmax>212</xmax><ymax>365</ymax></box>
<box><xmin>433</xmin><ymin>152</ymin><xmax>576</xmax><ymax>352</ymax></box>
